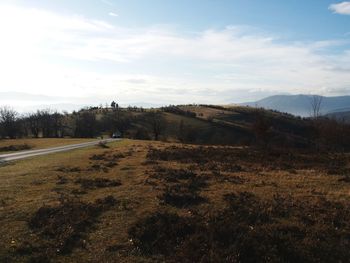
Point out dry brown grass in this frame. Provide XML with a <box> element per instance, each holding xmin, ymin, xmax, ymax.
<box><xmin>1</xmin><ymin>139</ymin><xmax>350</xmax><ymax>262</ymax></box>
<box><xmin>0</xmin><ymin>138</ymin><xmax>98</xmax><ymax>153</ymax></box>
<box><xmin>180</xmin><ymin>105</ymin><xmax>233</xmax><ymax>120</ymax></box>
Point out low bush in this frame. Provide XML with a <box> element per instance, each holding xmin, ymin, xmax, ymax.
<box><xmin>134</xmin><ymin>127</ymin><xmax>151</xmax><ymax>140</ymax></box>
<box><xmin>151</xmin><ymin>167</ymin><xmax>197</xmax><ymax>183</ymax></box>
<box><xmin>128</xmin><ymin>212</ymin><xmax>197</xmax><ymax>256</ymax></box>
<box><xmin>22</xmin><ymin>196</ymin><xmax>117</xmax><ymax>260</ymax></box>
<box><xmin>0</xmin><ymin>144</ymin><xmax>32</xmax><ymax>152</ymax></box>
<box><xmin>147</xmin><ymin>145</ymin><xmax>348</xmax><ymax>173</ymax></box>
<box><xmin>56</xmin><ymin>166</ymin><xmax>81</xmax><ymax>173</ymax></box>
<box><xmin>160</xmin><ymin>184</ymin><xmax>207</xmax><ymax>208</ymax></box>
<box><xmin>75</xmin><ymin>178</ymin><xmax>121</xmax><ymax>190</ymax></box>
<box><xmin>97</xmin><ymin>141</ymin><xmax>109</xmax><ymax>148</ymax></box>
<box><xmin>149</xmin><ymin>167</ymin><xmax>208</xmax><ymax>208</ymax></box>
<box><xmin>56</xmin><ymin>175</ymin><xmax>68</xmax><ymax>185</ymax></box>
<box><xmin>129</xmin><ymin>192</ymin><xmax>350</xmax><ymax>262</ymax></box>
<box><xmin>89</xmin><ymin>153</ymin><xmax>107</xmax><ymax>161</ymax></box>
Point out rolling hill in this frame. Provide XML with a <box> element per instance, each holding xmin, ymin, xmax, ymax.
<box><xmin>242</xmin><ymin>94</ymin><xmax>350</xmax><ymax>117</ymax></box>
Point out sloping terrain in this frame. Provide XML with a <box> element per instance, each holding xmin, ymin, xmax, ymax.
<box><xmin>1</xmin><ymin>139</ymin><xmax>350</xmax><ymax>262</ymax></box>
<box><xmin>114</xmin><ymin>104</ymin><xmax>349</xmax><ymax>150</ymax></box>
<box><xmin>173</xmin><ymin>105</ymin><xmax>314</xmax><ymax>147</ymax></box>
<box><xmin>0</xmin><ymin>104</ymin><xmax>326</xmax><ymax>148</ymax></box>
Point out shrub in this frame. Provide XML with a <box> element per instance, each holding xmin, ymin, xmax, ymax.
<box><xmin>75</xmin><ymin>178</ymin><xmax>121</xmax><ymax>190</ymax></box>
<box><xmin>149</xmin><ymin>167</ymin><xmax>208</xmax><ymax>208</ymax></box>
<box><xmin>134</xmin><ymin>127</ymin><xmax>151</xmax><ymax>140</ymax></box>
<box><xmin>26</xmin><ymin>196</ymin><xmax>117</xmax><ymax>257</ymax></box>
<box><xmin>129</xmin><ymin>192</ymin><xmax>350</xmax><ymax>262</ymax></box>
<box><xmin>97</xmin><ymin>141</ymin><xmax>109</xmax><ymax>148</ymax></box>
<box><xmin>128</xmin><ymin>212</ymin><xmax>196</xmax><ymax>256</ymax></box>
<box><xmin>0</xmin><ymin>144</ymin><xmax>32</xmax><ymax>152</ymax></box>
<box><xmin>160</xmin><ymin>184</ymin><xmax>207</xmax><ymax>208</ymax></box>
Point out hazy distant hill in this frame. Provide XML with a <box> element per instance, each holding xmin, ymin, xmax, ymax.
<box><xmin>326</xmin><ymin>110</ymin><xmax>350</xmax><ymax>123</ymax></box>
<box><xmin>242</xmin><ymin>95</ymin><xmax>350</xmax><ymax>117</ymax></box>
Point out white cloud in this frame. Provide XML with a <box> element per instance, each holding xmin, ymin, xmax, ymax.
<box><xmin>0</xmin><ymin>4</ymin><xmax>350</xmax><ymax>110</ymax></box>
<box><xmin>108</xmin><ymin>12</ymin><xmax>118</xmax><ymax>17</ymax></box>
<box><xmin>329</xmin><ymin>2</ymin><xmax>350</xmax><ymax>15</ymax></box>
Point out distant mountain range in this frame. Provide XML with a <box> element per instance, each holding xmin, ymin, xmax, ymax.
<box><xmin>326</xmin><ymin>111</ymin><xmax>350</xmax><ymax>123</ymax></box>
<box><xmin>242</xmin><ymin>94</ymin><xmax>350</xmax><ymax>117</ymax></box>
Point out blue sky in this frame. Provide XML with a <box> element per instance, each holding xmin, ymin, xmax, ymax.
<box><xmin>12</xmin><ymin>0</ymin><xmax>350</xmax><ymax>39</ymax></box>
<box><xmin>0</xmin><ymin>0</ymin><xmax>350</xmax><ymax>111</ymax></box>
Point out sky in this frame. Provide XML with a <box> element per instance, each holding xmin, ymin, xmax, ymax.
<box><xmin>0</xmin><ymin>0</ymin><xmax>350</xmax><ymax>111</ymax></box>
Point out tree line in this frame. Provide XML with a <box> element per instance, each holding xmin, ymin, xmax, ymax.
<box><xmin>0</xmin><ymin>106</ymin><xmax>167</xmax><ymax>141</ymax></box>
<box><xmin>1</xmin><ymin>102</ymin><xmax>350</xmax><ymax>153</ymax></box>
<box><xmin>0</xmin><ymin>107</ymin><xmax>67</xmax><ymax>139</ymax></box>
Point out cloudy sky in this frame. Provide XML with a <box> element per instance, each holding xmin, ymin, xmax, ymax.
<box><xmin>0</xmin><ymin>0</ymin><xmax>350</xmax><ymax>111</ymax></box>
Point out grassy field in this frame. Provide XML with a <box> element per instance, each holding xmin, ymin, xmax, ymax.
<box><xmin>0</xmin><ymin>138</ymin><xmax>98</xmax><ymax>153</ymax></box>
<box><xmin>1</xmin><ymin>139</ymin><xmax>350</xmax><ymax>262</ymax></box>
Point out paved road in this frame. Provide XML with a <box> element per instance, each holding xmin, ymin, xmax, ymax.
<box><xmin>0</xmin><ymin>138</ymin><xmax>120</xmax><ymax>162</ymax></box>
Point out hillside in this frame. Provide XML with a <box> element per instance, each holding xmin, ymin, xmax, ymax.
<box><xmin>115</xmin><ymin>105</ymin><xmax>318</xmax><ymax>150</ymax></box>
<box><xmin>1</xmin><ymin>105</ymin><xmax>350</xmax><ymax>262</ymax></box>
<box><xmin>161</xmin><ymin>105</ymin><xmax>314</xmax><ymax>148</ymax></box>
<box><xmin>2</xmin><ymin>104</ymin><xmax>349</xmax><ymax>151</ymax></box>
<box><xmin>242</xmin><ymin>94</ymin><xmax>350</xmax><ymax>117</ymax></box>
<box><xmin>1</xmin><ymin>140</ymin><xmax>350</xmax><ymax>262</ymax></box>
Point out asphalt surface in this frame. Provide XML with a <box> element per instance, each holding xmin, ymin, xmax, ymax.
<box><xmin>0</xmin><ymin>138</ymin><xmax>120</xmax><ymax>162</ymax></box>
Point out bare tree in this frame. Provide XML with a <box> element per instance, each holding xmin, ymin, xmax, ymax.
<box><xmin>0</xmin><ymin>107</ymin><xmax>18</xmax><ymax>139</ymax></box>
<box><xmin>51</xmin><ymin>111</ymin><xmax>64</xmax><ymax>137</ymax></box>
<box><xmin>27</xmin><ymin>112</ymin><xmax>41</xmax><ymax>138</ymax></box>
<box><xmin>148</xmin><ymin>112</ymin><xmax>166</xmax><ymax>140</ymax></box>
<box><xmin>310</xmin><ymin>95</ymin><xmax>323</xmax><ymax>119</ymax></box>
<box><xmin>74</xmin><ymin>111</ymin><xmax>98</xmax><ymax>138</ymax></box>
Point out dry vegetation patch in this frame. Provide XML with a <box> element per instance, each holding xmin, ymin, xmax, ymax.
<box><xmin>75</xmin><ymin>178</ymin><xmax>122</xmax><ymax>190</ymax></box>
<box><xmin>0</xmin><ymin>144</ymin><xmax>32</xmax><ymax>152</ymax></box>
<box><xmin>130</xmin><ymin>192</ymin><xmax>350</xmax><ymax>262</ymax></box>
<box><xmin>17</xmin><ymin>195</ymin><xmax>117</xmax><ymax>261</ymax></box>
<box><xmin>56</xmin><ymin>166</ymin><xmax>81</xmax><ymax>173</ymax></box>
<box><xmin>147</xmin><ymin>167</ymin><xmax>209</xmax><ymax>208</ymax></box>
<box><xmin>1</xmin><ymin>140</ymin><xmax>350</xmax><ymax>262</ymax></box>
<box><xmin>147</xmin><ymin>145</ymin><xmax>349</xmax><ymax>174</ymax></box>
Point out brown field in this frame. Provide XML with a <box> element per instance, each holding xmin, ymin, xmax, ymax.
<box><xmin>0</xmin><ymin>138</ymin><xmax>98</xmax><ymax>153</ymax></box>
<box><xmin>1</xmin><ymin>139</ymin><xmax>350</xmax><ymax>262</ymax></box>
